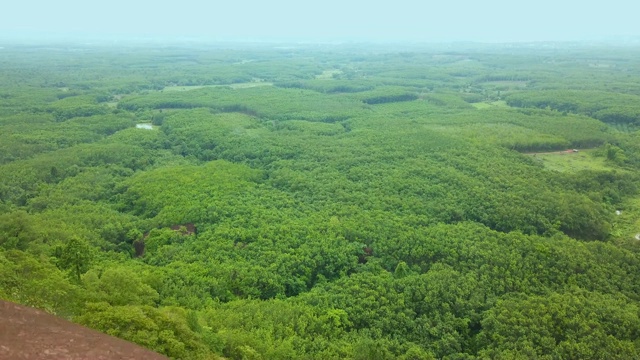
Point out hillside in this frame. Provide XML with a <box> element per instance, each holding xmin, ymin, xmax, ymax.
<box><xmin>0</xmin><ymin>299</ymin><xmax>170</xmax><ymax>360</ymax></box>
<box><xmin>1</xmin><ymin>42</ymin><xmax>640</xmax><ymax>359</ymax></box>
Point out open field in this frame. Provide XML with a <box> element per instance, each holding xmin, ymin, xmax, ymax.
<box><xmin>526</xmin><ymin>149</ymin><xmax>620</xmax><ymax>172</ymax></box>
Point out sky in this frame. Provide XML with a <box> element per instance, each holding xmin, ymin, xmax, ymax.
<box><xmin>1</xmin><ymin>0</ymin><xmax>639</xmax><ymax>43</ymax></box>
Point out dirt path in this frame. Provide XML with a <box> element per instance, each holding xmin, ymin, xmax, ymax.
<box><xmin>0</xmin><ymin>300</ymin><xmax>168</xmax><ymax>360</ymax></box>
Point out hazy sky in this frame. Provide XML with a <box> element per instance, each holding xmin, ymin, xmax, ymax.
<box><xmin>1</xmin><ymin>0</ymin><xmax>639</xmax><ymax>42</ymax></box>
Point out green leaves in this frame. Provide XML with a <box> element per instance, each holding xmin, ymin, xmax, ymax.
<box><xmin>3</xmin><ymin>44</ymin><xmax>640</xmax><ymax>360</ymax></box>
<box><xmin>0</xmin><ymin>249</ymin><xmax>83</xmax><ymax>316</ymax></box>
<box><xmin>55</xmin><ymin>236</ymin><xmax>93</xmax><ymax>282</ymax></box>
<box><xmin>119</xmin><ymin>159</ymin><xmax>262</xmax><ymax>226</ymax></box>
<box><xmin>83</xmin><ymin>267</ymin><xmax>159</xmax><ymax>306</ymax></box>
<box><xmin>506</xmin><ymin>90</ymin><xmax>640</xmax><ymax>126</ymax></box>
<box><xmin>77</xmin><ymin>303</ymin><xmax>211</xmax><ymax>360</ymax></box>
<box><xmin>478</xmin><ymin>290</ymin><xmax>640</xmax><ymax>359</ymax></box>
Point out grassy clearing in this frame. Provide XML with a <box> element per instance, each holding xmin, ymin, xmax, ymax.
<box><xmin>481</xmin><ymin>80</ymin><xmax>529</xmax><ymax>89</ymax></box>
<box><xmin>162</xmin><ymin>82</ymin><xmax>272</xmax><ymax>92</ymax></box>
<box><xmin>472</xmin><ymin>100</ymin><xmax>509</xmax><ymax>109</ymax></box>
<box><xmin>135</xmin><ymin>123</ymin><xmax>156</xmax><ymax>130</ymax></box>
<box><xmin>315</xmin><ymin>69</ymin><xmax>342</xmax><ymax>79</ymax></box>
<box><xmin>610</xmin><ymin>196</ymin><xmax>640</xmax><ymax>242</ymax></box>
<box><xmin>529</xmin><ymin>149</ymin><xmax>616</xmax><ymax>172</ymax></box>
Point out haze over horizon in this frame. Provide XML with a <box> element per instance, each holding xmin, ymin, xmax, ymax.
<box><xmin>1</xmin><ymin>0</ymin><xmax>639</xmax><ymax>43</ymax></box>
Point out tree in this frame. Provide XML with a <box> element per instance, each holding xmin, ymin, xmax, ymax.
<box><xmin>56</xmin><ymin>236</ymin><xmax>93</xmax><ymax>282</ymax></box>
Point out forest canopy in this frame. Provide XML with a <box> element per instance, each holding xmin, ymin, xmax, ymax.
<box><xmin>2</xmin><ymin>41</ymin><xmax>640</xmax><ymax>359</ymax></box>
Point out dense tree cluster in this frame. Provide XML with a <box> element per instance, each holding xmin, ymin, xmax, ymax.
<box><xmin>1</xmin><ymin>42</ymin><xmax>640</xmax><ymax>359</ymax></box>
<box><xmin>506</xmin><ymin>90</ymin><xmax>640</xmax><ymax>125</ymax></box>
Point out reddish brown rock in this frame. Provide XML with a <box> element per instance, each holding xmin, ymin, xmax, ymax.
<box><xmin>0</xmin><ymin>300</ymin><xmax>168</xmax><ymax>360</ymax></box>
<box><xmin>169</xmin><ymin>223</ymin><xmax>197</xmax><ymax>236</ymax></box>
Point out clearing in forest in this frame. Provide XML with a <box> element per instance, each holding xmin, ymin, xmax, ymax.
<box><xmin>481</xmin><ymin>80</ymin><xmax>528</xmax><ymax>89</ymax></box>
<box><xmin>315</xmin><ymin>69</ymin><xmax>342</xmax><ymax>79</ymax></box>
<box><xmin>471</xmin><ymin>100</ymin><xmax>509</xmax><ymax>109</ymax></box>
<box><xmin>162</xmin><ymin>82</ymin><xmax>272</xmax><ymax>92</ymax></box>
<box><xmin>527</xmin><ymin>149</ymin><xmax>617</xmax><ymax>172</ymax></box>
<box><xmin>609</xmin><ymin>196</ymin><xmax>640</xmax><ymax>242</ymax></box>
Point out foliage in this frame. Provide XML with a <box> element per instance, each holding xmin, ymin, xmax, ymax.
<box><xmin>478</xmin><ymin>289</ymin><xmax>640</xmax><ymax>359</ymax></box>
<box><xmin>55</xmin><ymin>236</ymin><xmax>93</xmax><ymax>281</ymax></box>
<box><xmin>77</xmin><ymin>302</ymin><xmax>215</xmax><ymax>359</ymax></box>
<box><xmin>2</xmin><ymin>42</ymin><xmax>640</xmax><ymax>359</ymax></box>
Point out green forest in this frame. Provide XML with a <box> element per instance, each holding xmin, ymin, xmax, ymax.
<box><xmin>2</xmin><ymin>41</ymin><xmax>640</xmax><ymax>359</ymax></box>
